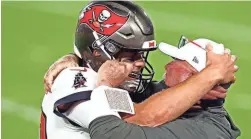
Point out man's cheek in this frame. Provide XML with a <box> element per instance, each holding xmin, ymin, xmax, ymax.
<box><xmin>179</xmin><ymin>72</ymin><xmax>193</xmax><ymax>82</ymax></box>
<box><xmin>165</xmin><ymin>69</ymin><xmax>192</xmax><ymax>87</ymax></box>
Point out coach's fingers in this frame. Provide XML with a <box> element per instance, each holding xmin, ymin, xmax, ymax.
<box><xmin>43</xmin><ymin>69</ymin><xmax>53</xmax><ymax>93</ymax></box>
<box><xmin>231</xmin><ymin>75</ymin><xmax>237</xmax><ymax>83</ymax></box>
<box><xmin>201</xmin><ymin>93</ymin><xmax>217</xmax><ymax>100</ymax></box>
<box><xmin>207</xmin><ymin>90</ymin><xmax>227</xmax><ymax>99</ymax></box>
<box><xmin>43</xmin><ymin>54</ymin><xmax>80</xmax><ymax>93</ymax></box>
<box><xmin>231</xmin><ymin>55</ymin><xmax>237</xmax><ymax>62</ymax></box>
<box><xmin>44</xmin><ymin>62</ymin><xmax>79</xmax><ymax>93</ymax></box>
<box><xmin>206</xmin><ymin>43</ymin><xmax>213</xmax><ymax>52</ymax></box>
<box><xmin>234</xmin><ymin>65</ymin><xmax>239</xmax><ymax>72</ymax></box>
<box><xmin>43</xmin><ymin>69</ymin><xmax>57</xmax><ymax>93</ymax></box>
<box><xmin>44</xmin><ymin>82</ymin><xmax>52</xmax><ymax>93</ymax></box>
<box><xmin>224</xmin><ymin>48</ymin><xmax>231</xmax><ymax>55</ymax></box>
<box><xmin>212</xmin><ymin>86</ymin><xmax>227</xmax><ymax>93</ymax></box>
<box><xmin>44</xmin><ymin>82</ymin><xmax>49</xmax><ymax>94</ymax></box>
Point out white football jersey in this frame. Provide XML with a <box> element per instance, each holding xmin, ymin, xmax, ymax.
<box><xmin>40</xmin><ymin>67</ymin><xmax>98</xmax><ymax>139</ymax></box>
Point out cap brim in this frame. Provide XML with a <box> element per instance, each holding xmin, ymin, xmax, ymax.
<box><xmin>159</xmin><ymin>42</ymin><xmax>185</xmax><ymax>60</ymax></box>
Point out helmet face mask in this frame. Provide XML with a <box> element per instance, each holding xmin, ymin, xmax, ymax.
<box><xmin>133</xmin><ymin>61</ymin><xmax>155</xmax><ymax>93</ymax></box>
<box><xmin>114</xmin><ymin>50</ymin><xmax>155</xmax><ymax>93</ymax></box>
<box><xmin>74</xmin><ymin>1</ymin><xmax>157</xmax><ymax>93</ymax></box>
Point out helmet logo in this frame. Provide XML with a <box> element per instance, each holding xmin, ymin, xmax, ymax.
<box><xmin>149</xmin><ymin>41</ymin><xmax>155</xmax><ymax>47</ymax></box>
<box><xmin>98</xmin><ymin>10</ymin><xmax>111</xmax><ymax>23</ymax></box>
<box><xmin>79</xmin><ymin>5</ymin><xmax>129</xmax><ymax>36</ymax></box>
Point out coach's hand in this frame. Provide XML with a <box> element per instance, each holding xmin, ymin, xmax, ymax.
<box><xmin>165</xmin><ymin>60</ymin><xmax>227</xmax><ymax>100</ymax></box>
<box><xmin>205</xmin><ymin>44</ymin><xmax>238</xmax><ymax>84</ymax></box>
<box><xmin>44</xmin><ymin>54</ymin><xmax>79</xmax><ymax>93</ymax></box>
<box><xmin>96</xmin><ymin>60</ymin><xmax>133</xmax><ymax>88</ymax></box>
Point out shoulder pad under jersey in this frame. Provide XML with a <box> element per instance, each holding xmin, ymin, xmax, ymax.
<box><xmin>51</xmin><ymin>67</ymin><xmax>97</xmax><ymax>101</ymax></box>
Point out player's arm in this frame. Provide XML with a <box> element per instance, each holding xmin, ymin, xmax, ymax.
<box><xmin>67</xmin><ymin>85</ymin><xmax>234</xmax><ymax>139</ymax></box>
<box><xmin>52</xmin><ymin>80</ymin><xmax>178</xmax><ymax>139</ymax></box>
<box><xmin>63</xmin><ymin>86</ymin><xmax>185</xmax><ymax>139</ymax></box>
<box><xmin>124</xmin><ymin>66</ymin><xmax>223</xmax><ymax>126</ymax></box>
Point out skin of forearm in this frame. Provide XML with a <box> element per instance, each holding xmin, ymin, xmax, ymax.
<box><xmin>65</xmin><ymin>54</ymin><xmax>79</xmax><ymax>63</ymax></box>
<box><xmin>124</xmin><ymin>66</ymin><xmax>221</xmax><ymax>127</ymax></box>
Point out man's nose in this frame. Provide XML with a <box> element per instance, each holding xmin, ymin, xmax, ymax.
<box><xmin>133</xmin><ymin>59</ymin><xmax>145</xmax><ymax>71</ymax></box>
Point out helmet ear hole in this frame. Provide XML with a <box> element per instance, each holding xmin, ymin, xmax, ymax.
<box><xmin>104</xmin><ymin>42</ymin><xmax>120</xmax><ymax>56</ymax></box>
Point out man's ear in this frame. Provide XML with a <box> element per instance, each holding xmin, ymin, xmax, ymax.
<box><xmin>93</xmin><ymin>50</ymin><xmax>101</xmax><ymax>57</ymax></box>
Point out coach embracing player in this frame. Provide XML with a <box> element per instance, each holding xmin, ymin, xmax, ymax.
<box><xmin>41</xmin><ymin>1</ymin><xmax>240</xmax><ymax>139</ymax></box>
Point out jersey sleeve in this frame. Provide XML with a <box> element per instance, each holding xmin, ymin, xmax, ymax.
<box><xmin>50</xmin><ymin>67</ymin><xmax>97</xmax><ymax>125</ymax></box>
<box><xmin>61</xmin><ymin>86</ymin><xmax>122</xmax><ymax>129</ymax></box>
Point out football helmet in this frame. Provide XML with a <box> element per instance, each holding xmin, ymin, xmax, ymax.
<box><xmin>74</xmin><ymin>1</ymin><xmax>158</xmax><ymax>93</ymax></box>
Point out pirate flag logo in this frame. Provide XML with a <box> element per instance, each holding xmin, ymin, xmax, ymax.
<box><xmin>79</xmin><ymin>5</ymin><xmax>129</xmax><ymax>36</ymax></box>
<box><xmin>73</xmin><ymin>72</ymin><xmax>87</xmax><ymax>89</ymax></box>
